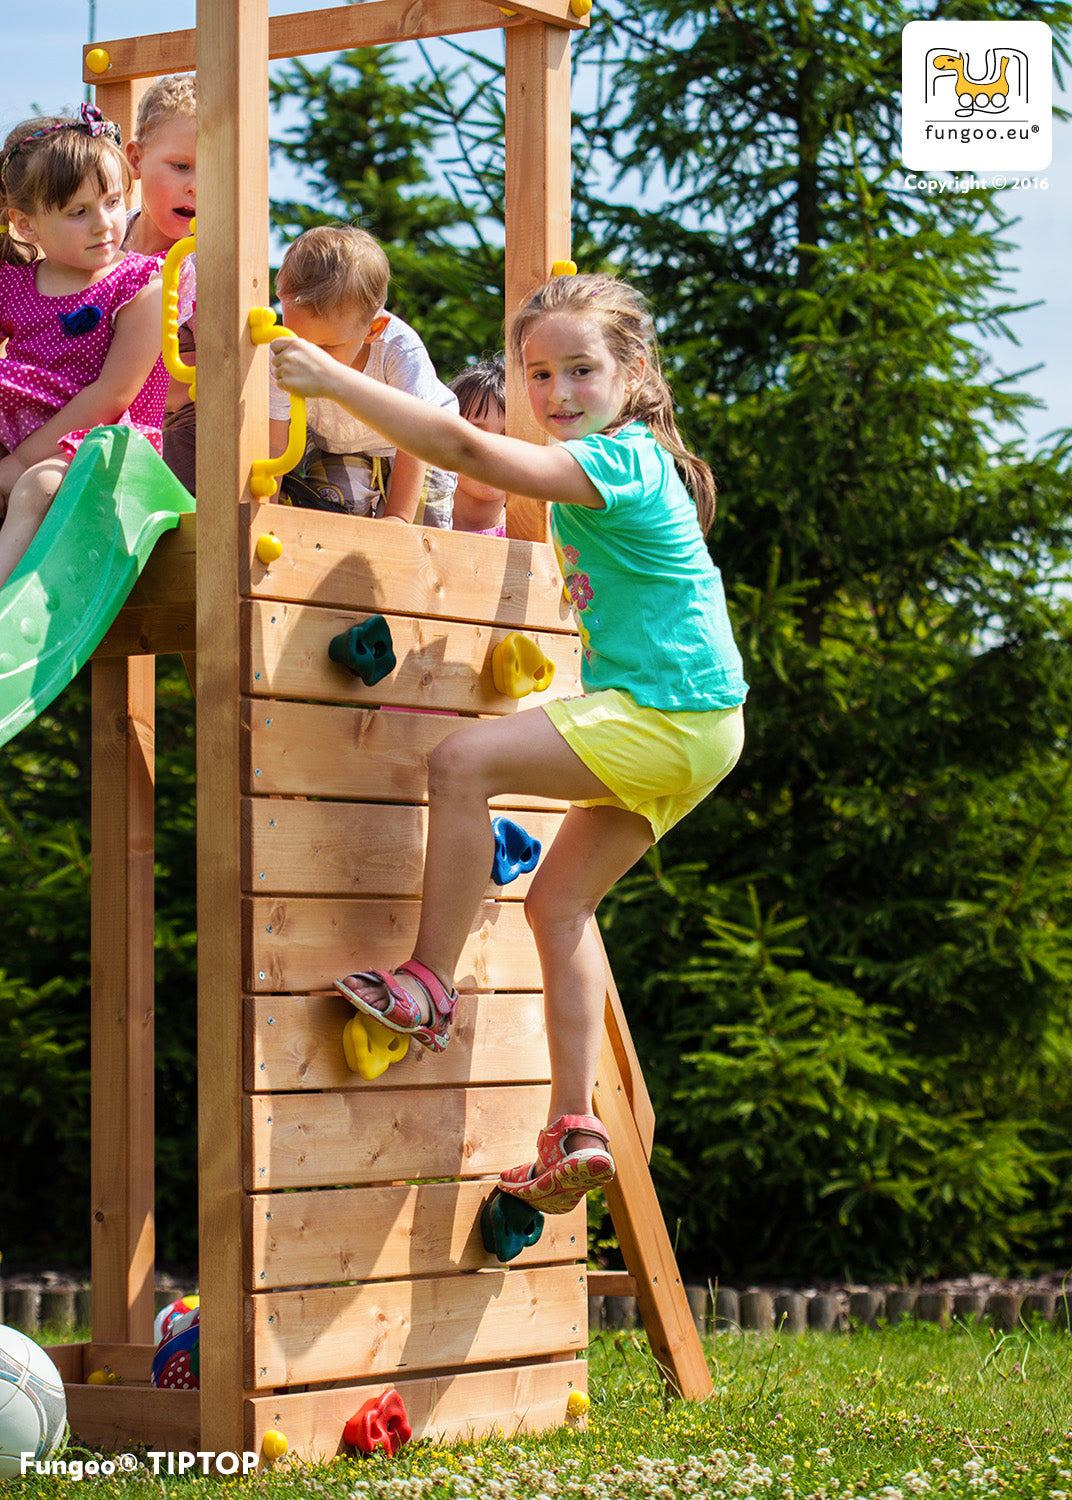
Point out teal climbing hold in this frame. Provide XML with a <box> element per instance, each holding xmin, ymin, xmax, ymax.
<box><xmin>481</xmin><ymin>1189</ymin><xmax>545</xmax><ymax>1263</ymax></box>
<box><xmin>328</xmin><ymin>614</ymin><xmax>397</xmax><ymax>685</ymax></box>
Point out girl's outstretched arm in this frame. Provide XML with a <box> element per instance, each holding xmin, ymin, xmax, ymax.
<box><xmin>271</xmin><ymin>336</ymin><xmax>604</xmax><ymax>510</ymax></box>
<box><xmin>10</xmin><ymin>277</ymin><xmax>165</xmax><ymax>471</ymax></box>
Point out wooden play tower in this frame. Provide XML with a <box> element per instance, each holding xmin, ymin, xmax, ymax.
<box><xmin>45</xmin><ymin>0</ymin><xmax>712</xmax><ymax>1463</ymax></box>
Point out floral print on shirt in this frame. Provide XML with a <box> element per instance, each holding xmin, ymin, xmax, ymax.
<box><xmin>556</xmin><ymin>541</ymin><xmax>597</xmax><ymax>661</ymax></box>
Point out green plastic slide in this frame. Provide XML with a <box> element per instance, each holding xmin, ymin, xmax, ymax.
<box><xmin>0</xmin><ymin>426</ymin><xmax>196</xmax><ymax>748</ymax></box>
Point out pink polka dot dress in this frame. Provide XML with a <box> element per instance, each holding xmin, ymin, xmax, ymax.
<box><xmin>0</xmin><ymin>252</ymin><xmax>167</xmax><ymax>456</ymax></box>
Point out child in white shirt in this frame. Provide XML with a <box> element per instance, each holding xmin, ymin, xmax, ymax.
<box><xmin>269</xmin><ymin>226</ymin><xmax>457</xmax><ymax>525</ymax></box>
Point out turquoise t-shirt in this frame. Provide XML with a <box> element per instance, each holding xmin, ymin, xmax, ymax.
<box><xmin>552</xmin><ymin>423</ymin><xmax>748</xmax><ymax>712</ymax></box>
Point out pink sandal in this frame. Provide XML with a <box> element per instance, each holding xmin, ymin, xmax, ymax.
<box><xmin>498</xmin><ymin>1114</ymin><xmax>615</xmax><ymax>1214</ymax></box>
<box><xmin>334</xmin><ymin>959</ymin><xmax>459</xmax><ymax>1054</ymax></box>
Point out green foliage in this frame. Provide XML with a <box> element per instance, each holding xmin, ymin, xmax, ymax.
<box><xmin>269</xmin><ymin>46</ymin><xmax>506</xmax><ymax>372</ymax></box>
<box><xmin>0</xmin><ymin>661</ymin><xmax>198</xmax><ymax>1265</ymax></box>
<box><xmin>7</xmin><ymin>1</ymin><xmax>1072</xmax><ymax>1286</ymax></box>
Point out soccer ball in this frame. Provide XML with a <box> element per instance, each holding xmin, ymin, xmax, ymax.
<box><xmin>0</xmin><ymin>1324</ymin><xmax>67</xmax><ymax>1480</ymax></box>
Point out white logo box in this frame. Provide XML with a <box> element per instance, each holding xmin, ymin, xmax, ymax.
<box><xmin>901</xmin><ymin>20</ymin><xmax>1052</xmax><ymax>171</ymax></box>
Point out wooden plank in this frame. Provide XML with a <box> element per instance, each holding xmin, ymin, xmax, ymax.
<box><xmin>243</xmin><ymin>697</ymin><xmax>566</xmax><ymax>809</ymax></box>
<box><xmin>587</xmin><ymin>1270</ymin><xmax>637</xmax><ymax>1298</ymax></box>
<box><xmin>246</xmin><ymin>991</ymin><xmax>552</xmax><ymax>1092</ymax></box>
<box><xmin>503</xmin><ymin>23</ymin><xmax>573</xmax><ymax>544</ymax></box>
<box><xmin>83</xmin><ymin>1344</ymin><xmax>156</xmax><ymax>1385</ymax></box>
<box><xmin>246</xmin><ymin>1358</ymin><xmax>587</xmax><ymax>1459</ymax></box>
<box><xmin>594</xmin><ymin>1036</ymin><xmax>713</xmax><ymax>1402</ymax></box>
<box><xmin>85</xmin><ymin>0</ymin><xmax>587</xmax><ymax>86</ymax></box>
<box><xmin>600</xmin><ymin>936</ymin><xmax>656</xmax><ymax>1158</ymax></box>
<box><xmin>90</xmin><ymin>657</ymin><xmax>156</xmax><ymax>1346</ymax></box>
<box><xmin>244</xmin><ymin>599</ymin><xmax>581</xmax><ymax>710</ymax></box>
<box><xmin>242</xmin><ymin>798</ymin><xmax>561</xmax><ymax>898</ymax></box>
<box><xmin>245</xmin><ymin>895</ymin><xmax>543</xmax><ymax>994</ymax></box>
<box><xmin>249</xmin><ymin>1264</ymin><xmax>587</xmax><ymax>1387</ymax></box>
<box><xmin>195</xmin><ymin>0</ymin><xmax>268</xmax><ymax>1459</ymax></box>
<box><xmin>95</xmin><ymin>516</ymin><xmax>197</xmax><ymax>659</ymax></box>
<box><xmin>65</xmin><ymin>1384</ymin><xmax>201</xmax><ymax>1454</ymax></box>
<box><xmin>42</xmin><ymin>1344</ymin><xmax>84</xmax><ymax>1384</ymax></box>
<box><xmin>247</xmin><ymin>1180</ymin><xmax>585</xmax><ymax>1288</ymax></box>
<box><xmin>246</xmin><ymin>1083</ymin><xmax>549</xmax><ymax>1190</ymax></box>
<box><xmin>244</xmin><ymin>503</ymin><xmax>572</xmax><ymax>630</ymax></box>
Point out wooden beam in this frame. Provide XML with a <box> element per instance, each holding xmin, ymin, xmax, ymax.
<box><xmin>83</xmin><ymin>0</ymin><xmax>587</xmax><ymax>85</ymax></box>
<box><xmin>594</xmin><ymin>1035</ymin><xmax>713</xmax><ymax>1401</ymax></box>
<box><xmin>503</xmin><ymin>22</ymin><xmax>573</xmax><ymax>543</ymax></box>
<box><xmin>195</xmin><ymin>0</ymin><xmax>268</xmax><ymax>1459</ymax></box>
<box><xmin>90</xmin><ymin>658</ymin><xmax>156</xmax><ymax>1346</ymax></box>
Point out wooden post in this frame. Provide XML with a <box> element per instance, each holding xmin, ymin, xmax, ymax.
<box><xmin>503</xmin><ymin>21</ymin><xmax>572</xmax><ymax>544</ymax></box>
<box><xmin>195</xmin><ymin>0</ymin><xmax>270</xmax><ymax>1456</ymax></box>
<box><xmin>90</xmin><ymin>657</ymin><xmax>157</xmax><ymax>1345</ymax></box>
<box><xmin>90</xmin><ymin>76</ymin><xmax>151</xmax><ymax>155</ymax></box>
<box><xmin>593</xmin><ymin>1034</ymin><xmax>713</xmax><ymax>1401</ymax></box>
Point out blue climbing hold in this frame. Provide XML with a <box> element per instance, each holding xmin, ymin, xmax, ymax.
<box><xmin>481</xmin><ymin>1189</ymin><xmax>545</xmax><ymax>1263</ymax></box>
<box><xmin>491</xmin><ymin>816</ymin><xmax>541</xmax><ymax>885</ymax></box>
<box><xmin>329</xmin><ymin>614</ymin><xmax>397</xmax><ymax>685</ymax></box>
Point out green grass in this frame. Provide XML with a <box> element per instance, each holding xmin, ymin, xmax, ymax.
<box><xmin>12</xmin><ymin>1322</ymin><xmax>1072</xmax><ymax>1498</ymax></box>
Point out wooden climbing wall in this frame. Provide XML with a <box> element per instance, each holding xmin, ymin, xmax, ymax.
<box><xmin>238</xmin><ymin>500</ymin><xmax>589</xmax><ymax>1456</ymax></box>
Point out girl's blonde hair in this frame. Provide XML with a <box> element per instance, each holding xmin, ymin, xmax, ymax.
<box><xmin>276</xmin><ymin>226</ymin><xmax>390</xmax><ymax>319</ymax></box>
<box><xmin>508</xmin><ymin>273</ymin><xmax>717</xmax><ymax>533</ymax></box>
<box><xmin>0</xmin><ymin>113</ymin><xmax>130</xmax><ymax>268</ymax></box>
<box><xmin>133</xmin><ymin>74</ymin><xmax>197</xmax><ymax>144</ymax></box>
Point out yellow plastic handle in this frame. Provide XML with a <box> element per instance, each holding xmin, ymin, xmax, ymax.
<box><xmin>162</xmin><ymin>217</ymin><xmax>197</xmax><ymax>399</ymax></box>
<box><xmin>248</xmin><ymin>307</ymin><xmax>307</xmax><ymax>499</ymax></box>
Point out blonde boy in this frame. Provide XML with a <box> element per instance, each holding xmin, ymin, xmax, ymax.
<box><xmin>269</xmin><ymin>226</ymin><xmax>457</xmax><ymax>525</ymax></box>
<box><xmin>124</xmin><ymin>75</ymin><xmax>197</xmax><ymax>493</ymax></box>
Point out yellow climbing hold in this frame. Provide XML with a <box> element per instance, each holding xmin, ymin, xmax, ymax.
<box><xmin>491</xmin><ymin>632</ymin><xmax>556</xmax><ymax>699</ymax></box>
<box><xmin>342</xmin><ymin>1012</ymin><xmax>410</xmax><ymax>1081</ymax></box>
<box><xmin>262</xmin><ymin>1431</ymin><xmax>288</xmax><ymax>1461</ymax></box>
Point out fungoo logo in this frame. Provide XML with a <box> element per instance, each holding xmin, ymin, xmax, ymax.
<box><xmin>901</xmin><ymin>20</ymin><xmax>1051</xmax><ymax>171</ymax></box>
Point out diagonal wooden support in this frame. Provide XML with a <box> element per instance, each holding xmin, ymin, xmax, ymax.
<box><xmin>593</xmin><ymin>977</ymin><xmax>713</xmax><ymax>1401</ymax></box>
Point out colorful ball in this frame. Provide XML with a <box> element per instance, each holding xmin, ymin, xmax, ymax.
<box><xmin>153</xmin><ymin>1294</ymin><xmax>199</xmax><ymax>1346</ymax></box>
<box><xmin>151</xmin><ymin>1308</ymin><xmax>200</xmax><ymax>1391</ymax></box>
<box><xmin>0</xmin><ymin>1324</ymin><xmax>67</xmax><ymax>1480</ymax></box>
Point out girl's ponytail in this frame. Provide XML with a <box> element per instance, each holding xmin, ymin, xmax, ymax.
<box><xmin>509</xmin><ymin>273</ymin><xmax>717</xmax><ymax>534</ymax></box>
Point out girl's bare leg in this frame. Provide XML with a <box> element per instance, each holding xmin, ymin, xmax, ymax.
<box><xmin>524</xmin><ymin>802</ymin><xmax>653</xmax><ymax>1151</ymax></box>
<box><xmin>0</xmin><ymin>458</ymin><xmax>69</xmax><ymax>588</ymax></box>
<box><xmin>340</xmin><ymin>707</ymin><xmax>643</xmax><ymax>1027</ymax></box>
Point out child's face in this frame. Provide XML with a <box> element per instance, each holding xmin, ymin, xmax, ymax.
<box><xmin>523</xmin><ymin>312</ymin><xmax>636</xmax><ymax>442</ymax></box>
<box><xmin>127</xmin><ymin>114</ymin><xmax>197</xmax><ymax>246</ymax></box>
<box><xmin>12</xmin><ymin>157</ymin><xmax>127</xmax><ymax>275</ymax></box>
<box><xmin>280</xmin><ymin>298</ymin><xmax>386</xmax><ymax>369</ymax></box>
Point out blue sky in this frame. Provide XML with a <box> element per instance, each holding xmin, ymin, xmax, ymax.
<box><xmin>2</xmin><ymin>1</ymin><xmax>1068</xmax><ymax>449</ymax></box>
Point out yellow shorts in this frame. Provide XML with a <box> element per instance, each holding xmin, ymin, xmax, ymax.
<box><xmin>544</xmin><ymin>688</ymin><xmax>745</xmax><ymax>841</ymax></box>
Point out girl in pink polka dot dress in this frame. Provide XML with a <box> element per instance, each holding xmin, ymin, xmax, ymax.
<box><xmin>0</xmin><ymin>105</ymin><xmax>168</xmax><ymax>587</ymax></box>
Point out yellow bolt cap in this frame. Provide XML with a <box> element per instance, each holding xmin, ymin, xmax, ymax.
<box><xmin>262</xmin><ymin>1431</ymin><xmax>288</xmax><ymax>1460</ymax></box>
<box><xmin>551</xmin><ymin>259</ymin><xmax>578</xmax><ymax>277</ymax></box>
<box><xmin>256</xmin><ymin>533</ymin><xmax>283</xmax><ymax>565</ymax></box>
<box><xmin>86</xmin><ymin>48</ymin><xmax>111</xmax><ymax>74</ymax></box>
